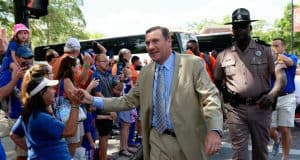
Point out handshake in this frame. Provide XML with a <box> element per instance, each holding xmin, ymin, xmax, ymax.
<box><xmin>65</xmin><ymin>88</ymin><xmax>95</xmax><ymax>106</ymax></box>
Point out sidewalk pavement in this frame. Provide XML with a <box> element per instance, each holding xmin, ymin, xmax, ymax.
<box><xmin>2</xmin><ymin>132</ymin><xmax>142</xmax><ymax>160</ymax></box>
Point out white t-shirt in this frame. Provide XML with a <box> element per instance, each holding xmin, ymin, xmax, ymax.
<box><xmin>294</xmin><ymin>75</ymin><xmax>300</xmax><ymax>105</ymax></box>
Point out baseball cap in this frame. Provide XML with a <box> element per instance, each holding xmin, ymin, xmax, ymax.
<box><xmin>16</xmin><ymin>45</ymin><xmax>33</xmax><ymax>59</ymax></box>
<box><xmin>13</xmin><ymin>23</ymin><xmax>30</xmax><ymax>36</ymax></box>
<box><xmin>64</xmin><ymin>38</ymin><xmax>81</xmax><ymax>52</ymax></box>
<box><xmin>30</xmin><ymin>78</ymin><xmax>59</xmax><ymax>96</ymax></box>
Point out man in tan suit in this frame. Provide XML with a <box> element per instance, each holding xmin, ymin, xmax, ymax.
<box><xmin>84</xmin><ymin>26</ymin><xmax>223</xmax><ymax>160</ymax></box>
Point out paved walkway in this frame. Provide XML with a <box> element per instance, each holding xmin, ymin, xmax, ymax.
<box><xmin>2</xmin><ymin>132</ymin><xmax>142</xmax><ymax>160</ymax></box>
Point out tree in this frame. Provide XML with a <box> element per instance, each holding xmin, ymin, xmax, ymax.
<box><xmin>187</xmin><ymin>15</ymin><xmax>232</xmax><ymax>34</ymax></box>
<box><xmin>251</xmin><ymin>20</ymin><xmax>274</xmax><ymax>43</ymax></box>
<box><xmin>29</xmin><ymin>0</ymin><xmax>89</xmax><ymax>47</ymax></box>
<box><xmin>0</xmin><ymin>0</ymin><xmax>15</xmax><ymax>35</ymax></box>
<box><xmin>271</xmin><ymin>3</ymin><xmax>300</xmax><ymax>56</ymax></box>
<box><xmin>0</xmin><ymin>0</ymin><xmax>95</xmax><ymax>48</ymax></box>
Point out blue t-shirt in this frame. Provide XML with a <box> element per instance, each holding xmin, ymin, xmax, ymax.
<box><xmin>0</xmin><ymin>70</ymin><xmax>23</xmax><ymax>119</ymax></box>
<box><xmin>11</xmin><ymin>112</ymin><xmax>71</xmax><ymax>160</ymax></box>
<box><xmin>1</xmin><ymin>41</ymin><xmax>20</xmax><ymax>72</ymax></box>
<box><xmin>272</xmin><ymin>53</ymin><xmax>298</xmax><ymax>93</ymax></box>
<box><xmin>82</xmin><ymin>112</ymin><xmax>96</xmax><ymax>151</ymax></box>
<box><xmin>92</xmin><ymin>70</ymin><xmax>116</xmax><ymax>97</ymax></box>
<box><xmin>282</xmin><ymin>53</ymin><xmax>298</xmax><ymax>93</ymax></box>
<box><xmin>0</xmin><ymin>141</ymin><xmax>6</xmax><ymax>160</ymax></box>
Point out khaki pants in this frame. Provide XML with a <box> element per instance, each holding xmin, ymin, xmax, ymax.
<box><xmin>149</xmin><ymin>129</ymin><xmax>187</xmax><ymax>160</ymax></box>
<box><xmin>227</xmin><ymin>104</ymin><xmax>272</xmax><ymax>160</ymax></box>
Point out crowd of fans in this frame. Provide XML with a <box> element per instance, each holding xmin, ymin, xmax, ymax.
<box><xmin>0</xmin><ymin>24</ymin><xmax>143</xmax><ymax>160</ymax></box>
<box><xmin>0</xmin><ymin>17</ymin><xmax>299</xmax><ymax>160</ymax></box>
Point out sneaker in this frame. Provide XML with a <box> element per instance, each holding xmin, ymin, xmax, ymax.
<box><xmin>272</xmin><ymin>137</ymin><xmax>281</xmax><ymax>157</ymax></box>
<box><xmin>127</xmin><ymin>147</ymin><xmax>138</xmax><ymax>153</ymax></box>
<box><xmin>119</xmin><ymin>149</ymin><xmax>133</xmax><ymax>157</ymax></box>
<box><xmin>128</xmin><ymin>142</ymin><xmax>141</xmax><ymax>147</ymax></box>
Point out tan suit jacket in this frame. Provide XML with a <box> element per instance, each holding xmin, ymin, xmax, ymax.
<box><xmin>103</xmin><ymin>53</ymin><xmax>223</xmax><ymax>160</ymax></box>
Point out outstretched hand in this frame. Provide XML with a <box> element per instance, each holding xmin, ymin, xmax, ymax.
<box><xmin>78</xmin><ymin>89</ymin><xmax>94</xmax><ymax>104</ymax></box>
<box><xmin>66</xmin><ymin>89</ymin><xmax>84</xmax><ymax>106</ymax></box>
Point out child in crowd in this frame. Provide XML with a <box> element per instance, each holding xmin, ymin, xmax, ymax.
<box><xmin>1</xmin><ymin>23</ymin><xmax>30</xmax><ymax>72</ymax></box>
<box><xmin>117</xmin><ymin>62</ymin><xmax>138</xmax><ymax>157</ymax></box>
<box><xmin>82</xmin><ymin>104</ymin><xmax>97</xmax><ymax>160</ymax></box>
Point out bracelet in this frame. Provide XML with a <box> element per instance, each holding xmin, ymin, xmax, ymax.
<box><xmin>71</xmin><ymin>105</ymin><xmax>79</xmax><ymax>110</ymax></box>
<box><xmin>83</xmin><ymin>63</ymin><xmax>89</xmax><ymax>68</ymax></box>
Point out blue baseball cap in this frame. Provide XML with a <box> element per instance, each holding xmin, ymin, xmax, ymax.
<box><xmin>16</xmin><ymin>45</ymin><xmax>33</xmax><ymax>59</ymax></box>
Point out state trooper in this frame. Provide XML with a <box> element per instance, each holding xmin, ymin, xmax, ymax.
<box><xmin>214</xmin><ymin>8</ymin><xmax>286</xmax><ymax>160</ymax></box>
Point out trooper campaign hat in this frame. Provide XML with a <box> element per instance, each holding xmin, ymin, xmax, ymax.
<box><xmin>225</xmin><ymin>8</ymin><xmax>258</xmax><ymax>24</ymax></box>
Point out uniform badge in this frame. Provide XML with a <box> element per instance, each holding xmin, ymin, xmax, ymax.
<box><xmin>255</xmin><ymin>51</ymin><xmax>262</xmax><ymax>57</ymax></box>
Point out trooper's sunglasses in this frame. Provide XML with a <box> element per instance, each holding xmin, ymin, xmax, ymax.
<box><xmin>232</xmin><ymin>23</ymin><xmax>250</xmax><ymax>30</ymax></box>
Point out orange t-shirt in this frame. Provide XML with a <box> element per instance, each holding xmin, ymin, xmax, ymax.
<box><xmin>111</xmin><ymin>63</ymin><xmax>117</xmax><ymax>76</ymax></box>
<box><xmin>199</xmin><ymin>53</ymin><xmax>216</xmax><ymax>81</ymax></box>
<box><xmin>186</xmin><ymin>50</ymin><xmax>216</xmax><ymax>81</ymax></box>
<box><xmin>75</xmin><ymin>67</ymin><xmax>94</xmax><ymax>89</ymax></box>
<box><xmin>53</xmin><ymin>54</ymin><xmax>68</xmax><ymax>80</ymax></box>
<box><xmin>130</xmin><ymin>65</ymin><xmax>139</xmax><ymax>86</ymax></box>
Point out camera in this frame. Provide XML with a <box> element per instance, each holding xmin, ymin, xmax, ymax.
<box><xmin>20</xmin><ymin>62</ymin><xmax>30</xmax><ymax>71</ymax></box>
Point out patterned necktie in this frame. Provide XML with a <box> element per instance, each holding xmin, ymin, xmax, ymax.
<box><xmin>155</xmin><ymin>65</ymin><xmax>167</xmax><ymax>134</ymax></box>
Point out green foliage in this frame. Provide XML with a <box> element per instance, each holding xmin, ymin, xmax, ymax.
<box><xmin>188</xmin><ymin>3</ymin><xmax>300</xmax><ymax>57</ymax></box>
<box><xmin>251</xmin><ymin>20</ymin><xmax>273</xmax><ymax>43</ymax></box>
<box><xmin>0</xmin><ymin>0</ymin><xmax>14</xmax><ymax>36</ymax></box>
<box><xmin>187</xmin><ymin>18</ymin><xmax>221</xmax><ymax>33</ymax></box>
<box><xmin>88</xmin><ymin>32</ymin><xmax>105</xmax><ymax>39</ymax></box>
<box><xmin>272</xmin><ymin>3</ymin><xmax>300</xmax><ymax>56</ymax></box>
<box><xmin>0</xmin><ymin>0</ymin><xmax>98</xmax><ymax>48</ymax></box>
<box><xmin>187</xmin><ymin>15</ymin><xmax>231</xmax><ymax>33</ymax></box>
<box><xmin>29</xmin><ymin>0</ymin><xmax>89</xmax><ymax>47</ymax></box>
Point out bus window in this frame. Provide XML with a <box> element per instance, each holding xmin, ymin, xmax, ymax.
<box><xmin>33</xmin><ymin>31</ymin><xmax>195</xmax><ymax>64</ymax></box>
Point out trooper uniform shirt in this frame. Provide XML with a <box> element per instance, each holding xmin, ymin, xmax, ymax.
<box><xmin>214</xmin><ymin>39</ymin><xmax>275</xmax><ymax>98</ymax></box>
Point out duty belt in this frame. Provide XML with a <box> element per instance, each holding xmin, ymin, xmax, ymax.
<box><xmin>236</xmin><ymin>96</ymin><xmax>258</xmax><ymax>105</ymax></box>
<box><xmin>225</xmin><ymin>89</ymin><xmax>261</xmax><ymax>106</ymax></box>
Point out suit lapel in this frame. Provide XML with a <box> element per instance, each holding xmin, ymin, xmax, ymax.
<box><xmin>145</xmin><ymin>62</ymin><xmax>155</xmax><ymax>127</ymax></box>
<box><xmin>169</xmin><ymin>53</ymin><xmax>181</xmax><ymax>107</ymax></box>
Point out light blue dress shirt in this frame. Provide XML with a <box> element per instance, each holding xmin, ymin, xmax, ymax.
<box><xmin>91</xmin><ymin>52</ymin><xmax>222</xmax><ymax>136</ymax></box>
<box><xmin>152</xmin><ymin>52</ymin><xmax>175</xmax><ymax>129</ymax></box>
<box><xmin>92</xmin><ymin>97</ymin><xmax>104</xmax><ymax>110</ymax></box>
<box><xmin>92</xmin><ymin>52</ymin><xmax>175</xmax><ymax>130</ymax></box>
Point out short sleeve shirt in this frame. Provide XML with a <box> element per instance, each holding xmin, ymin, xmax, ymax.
<box><xmin>1</xmin><ymin>41</ymin><xmax>20</xmax><ymax>71</ymax></box>
<box><xmin>214</xmin><ymin>39</ymin><xmax>275</xmax><ymax>97</ymax></box>
<box><xmin>92</xmin><ymin>70</ymin><xmax>115</xmax><ymax>97</ymax></box>
<box><xmin>0</xmin><ymin>70</ymin><xmax>23</xmax><ymax>119</ymax></box>
<box><xmin>75</xmin><ymin>66</ymin><xmax>94</xmax><ymax>89</ymax></box>
<box><xmin>11</xmin><ymin>112</ymin><xmax>70</xmax><ymax>159</ymax></box>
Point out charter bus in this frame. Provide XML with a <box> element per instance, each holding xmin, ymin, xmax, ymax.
<box><xmin>196</xmin><ymin>32</ymin><xmax>233</xmax><ymax>53</ymax></box>
<box><xmin>33</xmin><ymin>31</ymin><xmax>196</xmax><ymax>65</ymax></box>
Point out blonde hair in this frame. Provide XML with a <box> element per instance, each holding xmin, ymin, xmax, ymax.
<box><xmin>21</xmin><ymin>63</ymin><xmax>51</xmax><ymax>105</ymax></box>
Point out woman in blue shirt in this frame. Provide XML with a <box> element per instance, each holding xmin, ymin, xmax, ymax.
<box><xmin>10</xmin><ymin>77</ymin><xmax>83</xmax><ymax>159</ymax></box>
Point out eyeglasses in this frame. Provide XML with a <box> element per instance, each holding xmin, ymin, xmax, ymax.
<box><xmin>98</xmin><ymin>60</ymin><xmax>108</xmax><ymax>63</ymax></box>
